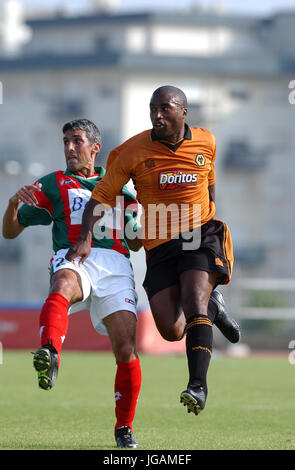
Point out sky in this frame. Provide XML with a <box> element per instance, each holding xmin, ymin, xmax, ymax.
<box><xmin>19</xmin><ymin>0</ymin><xmax>295</xmax><ymax>16</ymax></box>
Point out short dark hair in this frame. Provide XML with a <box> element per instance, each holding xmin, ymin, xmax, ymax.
<box><xmin>62</xmin><ymin>118</ymin><xmax>101</xmax><ymax>145</ymax></box>
<box><xmin>152</xmin><ymin>86</ymin><xmax>188</xmax><ymax>108</ymax></box>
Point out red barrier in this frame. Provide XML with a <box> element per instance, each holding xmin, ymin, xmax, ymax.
<box><xmin>0</xmin><ymin>308</ymin><xmax>40</xmax><ymax>350</ymax></box>
<box><xmin>0</xmin><ymin>307</ymin><xmax>185</xmax><ymax>354</ymax></box>
<box><xmin>137</xmin><ymin>309</ymin><xmax>185</xmax><ymax>354</ymax></box>
<box><xmin>0</xmin><ymin>308</ymin><xmax>112</xmax><ymax>351</ymax></box>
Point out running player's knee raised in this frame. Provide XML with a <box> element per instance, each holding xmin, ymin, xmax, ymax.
<box><xmin>50</xmin><ymin>272</ymin><xmax>79</xmax><ymax>300</ymax></box>
<box><xmin>159</xmin><ymin>324</ymin><xmax>184</xmax><ymax>342</ymax></box>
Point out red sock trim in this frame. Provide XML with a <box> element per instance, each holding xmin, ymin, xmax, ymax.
<box><xmin>115</xmin><ymin>357</ymin><xmax>141</xmax><ymax>370</ymax></box>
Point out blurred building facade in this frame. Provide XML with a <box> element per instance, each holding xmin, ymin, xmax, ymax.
<box><xmin>0</xmin><ymin>4</ymin><xmax>295</xmax><ymax>311</ymax></box>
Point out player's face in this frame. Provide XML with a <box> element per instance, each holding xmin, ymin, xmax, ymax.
<box><xmin>150</xmin><ymin>92</ymin><xmax>187</xmax><ymax>142</ymax></box>
<box><xmin>63</xmin><ymin>129</ymin><xmax>99</xmax><ymax>175</ymax></box>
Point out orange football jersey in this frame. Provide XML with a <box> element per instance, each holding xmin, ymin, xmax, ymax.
<box><xmin>92</xmin><ymin>125</ymin><xmax>217</xmax><ymax>250</ymax></box>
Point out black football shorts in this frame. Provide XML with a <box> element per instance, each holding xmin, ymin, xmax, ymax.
<box><xmin>143</xmin><ymin>218</ymin><xmax>233</xmax><ymax>300</ymax></box>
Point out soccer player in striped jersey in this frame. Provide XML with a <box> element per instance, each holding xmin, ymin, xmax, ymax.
<box><xmin>66</xmin><ymin>88</ymin><xmax>240</xmax><ymax>419</ymax></box>
<box><xmin>2</xmin><ymin>119</ymin><xmax>141</xmax><ymax>449</ymax></box>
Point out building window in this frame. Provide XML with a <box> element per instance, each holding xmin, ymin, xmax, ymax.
<box><xmin>235</xmin><ymin>245</ymin><xmax>267</xmax><ymax>267</ymax></box>
<box><xmin>187</xmin><ymin>102</ymin><xmax>204</xmax><ymax>126</ymax></box>
<box><xmin>49</xmin><ymin>99</ymin><xmax>84</xmax><ymax>118</ymax></box>
<box><xmin>0</xmin><ymin>240</ymin><xmax>21</xmax><ymax>262</ymax></box>
<box><xmin>95</xmin><ymin>35</ymin><xmax>112</xmax><ymax>51</ymax></box>
<box><xmin>223</xmin><ymin>140</ymin><xmax>267</xmax><ymax>170</ymax></box>
<box><xmin>229</xmin><ymin>87</ymin><xmax>250</xmax><ymax>101</ymax></box>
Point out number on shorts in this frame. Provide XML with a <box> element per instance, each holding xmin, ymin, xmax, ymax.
<box><xmin>55</xmin><ymin>257</ymin><xmax>65</xmax><ymax>268</ymax></box>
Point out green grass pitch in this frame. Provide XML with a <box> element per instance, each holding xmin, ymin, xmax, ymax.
<box><xmin>0</xmin><ymin>350</ymin><xmax>294</xmax><ymax>450</ymax></box>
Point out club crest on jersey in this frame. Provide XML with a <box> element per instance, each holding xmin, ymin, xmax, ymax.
<box><xmin>195</xmin><ymin>154</ymin><xmax>206</xmax><ymax>167</ymax></box>
<box><xmin>159</xmin><ymin>170</ymin><xmax>197</xmax><ymax>190</ymax></box>
<box><xmin>60</xmin><ymin>178</ymin><xmax>77</xmax><ymax>185</ymax></box>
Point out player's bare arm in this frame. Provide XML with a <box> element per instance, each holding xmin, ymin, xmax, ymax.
<box><xmin>125</xmin><ymin>229</ymin><xmax>143</xmax><ymax>252</ymax></box>
<box><xmin>65</xmin><ymin>197</ymin><xmax>105</xmax><ymax>264</ymax></box>
<box><xmin>2</xmin><ymin>183</ymin><xmax>42</xmax><ymax>239</ymax></box>
<box><xmin>208</xmin><ymin>183</ymin><xmax>215</xmax><ymax>203</ymax></box>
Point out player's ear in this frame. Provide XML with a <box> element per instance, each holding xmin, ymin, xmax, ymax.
<box><xmin>183</xmin><ymin>107</ymin><xmax>188</xmax><ymax>118</ymax></box>
<box><xmin>92</xmin><ymin>142</ymin><xmax>101</xmax><ymax>155</ymax></box>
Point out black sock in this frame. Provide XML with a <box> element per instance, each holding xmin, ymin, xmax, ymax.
<box><xmin>185</xmin><ymin>315</ymin><xmax>213</xmax><ymax>396</ymax></box>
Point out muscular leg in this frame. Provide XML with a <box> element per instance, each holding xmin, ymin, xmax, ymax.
<box><xmin>180</xmin><ymin>269</ymin><xmax>217</xmax><ymax>320</ymax></box>
<box><xmin>49</xmin><ymin>268</ymin><xmax>84</xmax><ymax>303</ymax></box>
<box><xmin>180</xmin><ymin>270</ymin><xmax>218</xmax><ymax>410</ymax></box>
<box><xmin>34</xmin><ymin>268</ymin><xmax>85</xmax><ymax>391</ymax></box>
<box><xmin>103</xmin><ymin>310</ymin><xmax>138</xmax><ymax>362</ymax></box>
<box><xmin>147</xmin><ymin>279</ymin><xmax>225</xmax><ymax>342</ymax></box>
<box><xmin>103</xmin><ymin>311</ymin><xmax>141</xmax><ymax>433</ymax></box>
<box><xmin>40</xmin><ymin>268</ymin><xmax>84</xmax><ymax>354</ymax></box>
<box><xmin>147</xmin><ymin>269</ymin><xmax>218</xmax><ymax>414</ymax></box>
<box><xmin>148</xmin><ymin>284</ymin><xmax>186</xmax><ymax>341</ymax></box>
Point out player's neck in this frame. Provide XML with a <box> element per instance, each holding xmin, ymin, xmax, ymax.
<box><xmin>162</xmin><ymin>127</ymin><xmax>185</xmax><ymax>144</ymax></box>
<box><xmin>73</xmin><ymin>167</ymin><xmax>96</xmax><ymax>178</ymax></box>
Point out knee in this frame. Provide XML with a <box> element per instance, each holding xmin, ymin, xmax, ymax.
<box><xmin>51</xmin><ymin>276</ymin><xmax>71</xmax><ymax>292</ymax></box>
<box><xmin>113</xmin><ymin>341</ymin><xmax>137</xmax><ymax>362</ymax></box>
<box><xmin>50</xmin><ymin>271</ymin><xmax>80</xmax><ymax>303</ymax></box>
<box><xmin>158</xmin><ymin>324</ymin><xmax>184</xmax><ymax>342</ymax></box>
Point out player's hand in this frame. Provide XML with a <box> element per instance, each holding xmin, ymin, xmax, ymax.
<box><xmin>10</xmin><ymin>182</ymin><xmax>42</xmax><ymax>207</ymax></box>
<box><xmin>65</xmin><ymin>236</ymin><xmax>92</xmax><ymax>265</ymax></box>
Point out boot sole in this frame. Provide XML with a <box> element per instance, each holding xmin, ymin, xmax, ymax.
<box><xmin>180</xmin><ymin>391</ymin><xmax>203</xmax><ymax>415</ymax></box>
<box><xmin>33</xmin><ymin>349</ymin><xmax>55</xmax><ymax>390</ymax></box>
<box><xmin>116</xmin><ymin>440</ymin><xmax>139</xmax><ymax>449</ymax></box>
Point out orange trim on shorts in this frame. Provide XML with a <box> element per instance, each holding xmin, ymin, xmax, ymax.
<box><xmin>214</xmin><ymin>218</ymin><xmax>234</xmax><ymax>283</ymax></box>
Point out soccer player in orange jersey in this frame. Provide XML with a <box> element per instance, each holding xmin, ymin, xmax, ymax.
<box><xmin>66</xmin><ymin>87</ymin><xmax>240</xmax><ymax>416</ymax></box>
